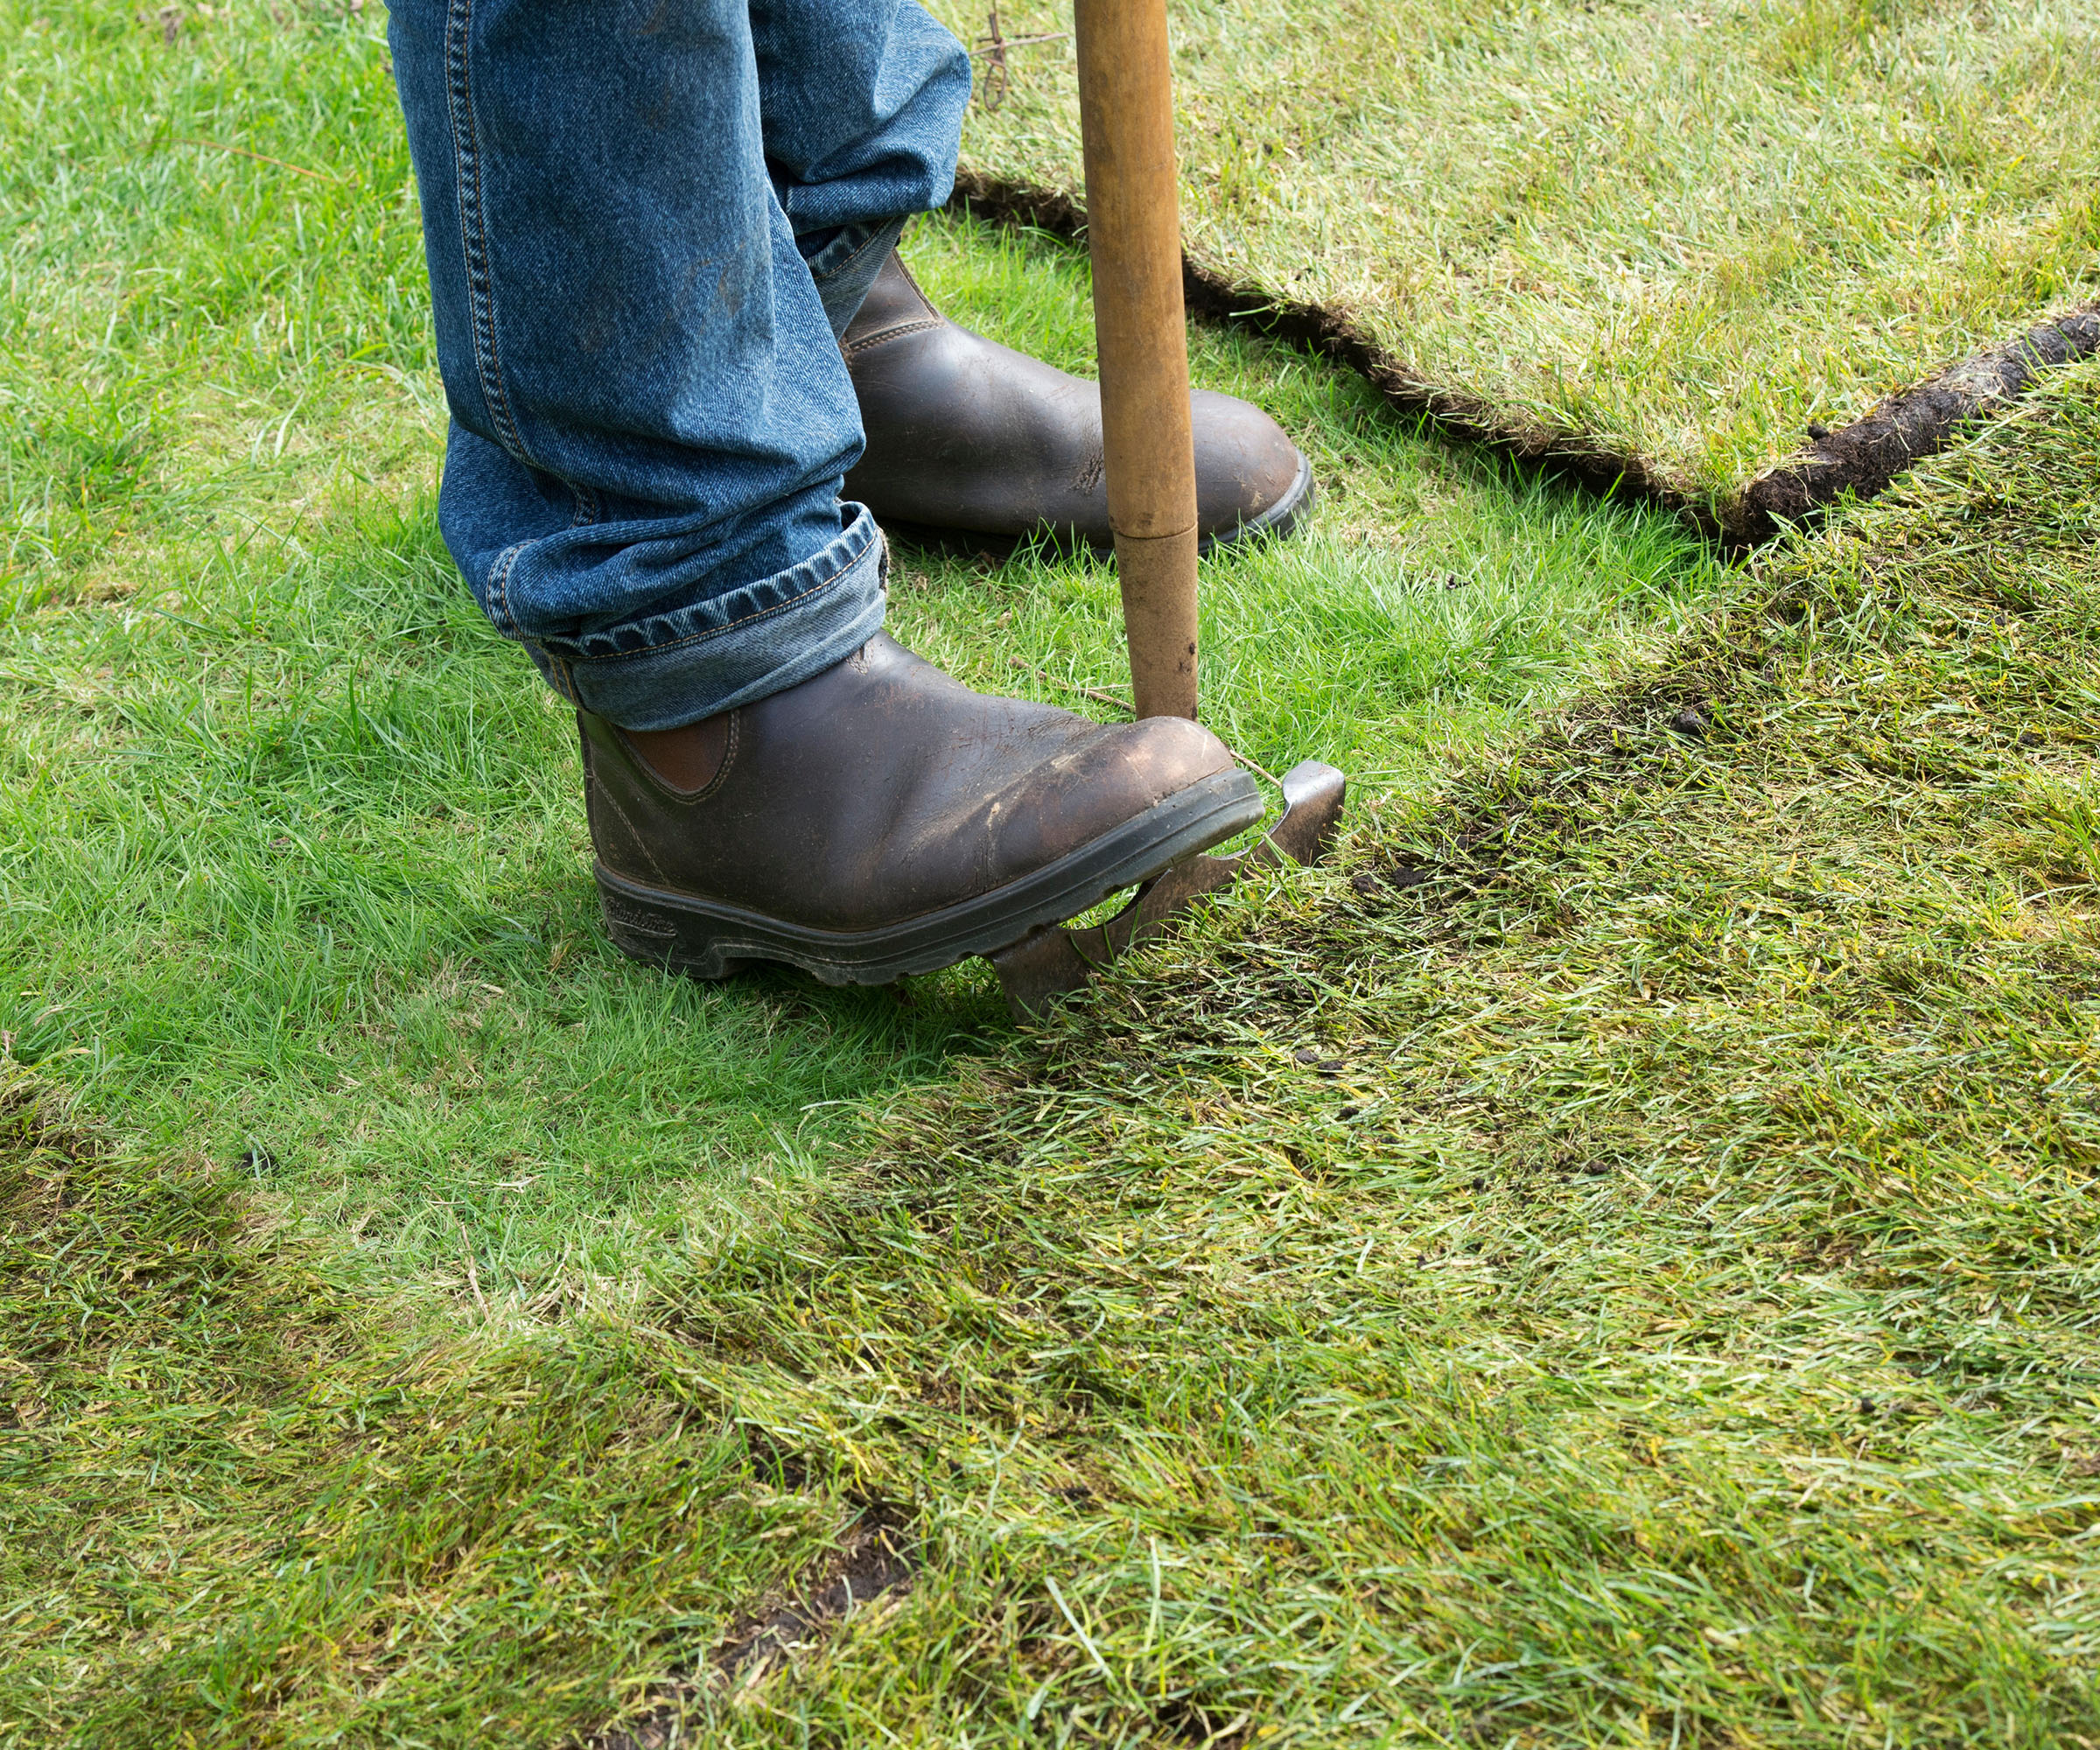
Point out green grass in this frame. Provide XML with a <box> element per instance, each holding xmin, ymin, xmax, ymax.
<box><xmin>0</xmin><ymin>1073</ymin><xmax>858</xmax><ymax>1741</ymax></box>
<box><xmin>10</xmin><ymin>357</ymin><xmax>2100</xmax><ymax>1746</ymax></box>
<box><xmin>937</xmin><ymin>0</ymin><xmax>2100</xmax><ymax>506</ymax></box>
<box><xmin>0</xmin><ymin>0</ymin><xmax>1722</xmax><ymax>1298</ymax></box>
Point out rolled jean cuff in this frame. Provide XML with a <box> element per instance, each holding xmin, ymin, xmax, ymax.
<box><xmin>524</xmin><ymin>503</ymin><xmax>889</xmax><ymax>731</ymax></box>
<box><xmin>804</xmin><ymin>215</ymin><xmax>911</xmax><ymax>339</ymax></box>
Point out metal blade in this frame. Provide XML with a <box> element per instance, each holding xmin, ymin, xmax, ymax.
<box><xmin>990</xmin><ymin>760</ymin><xmax>1346</xmax><ymax>1018</ymax></box>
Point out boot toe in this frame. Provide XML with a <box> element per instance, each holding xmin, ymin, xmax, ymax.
<box><xmin>1192</xmin><ymin>388</ymin><xmax>1316</xmax><ymax>548</ymax></box>
<box><xmin>1111</xmin><ymin>713</ymin><xmax>1244</xmax><ymax>802</ymax></box>
<box><xmin>583</xmin><ymin>636</ymin><xmax>1266</xmax><ymax>982</ymax></box>
<box><xmin>975</xmin><ymin>712</ymin><xmax>1248</xmax><ymax>884</ymax></box>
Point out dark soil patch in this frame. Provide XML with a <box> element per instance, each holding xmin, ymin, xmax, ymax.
<box><xmin>1738</xmin><ymin>303</ymin><xmax>2100</xmax><ymax>542</ymax></box>
<box><xmin>712</xmin><ymin>1508</ymin><xmax>914</xmax><ymax>1680</ymax></box>
<box><xmin>583</xmin><ymin>1508</ymin><xmax>915</xmax><ymax>1749</ymax></box>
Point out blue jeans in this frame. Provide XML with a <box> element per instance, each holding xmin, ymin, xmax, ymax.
<box><xmin>387</xmin><ymin>0</ymin><xmax>971</xmax><ymax>729</ymax></box>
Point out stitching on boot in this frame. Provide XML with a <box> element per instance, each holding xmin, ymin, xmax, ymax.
<box><xmin>592</xmin><ymin>779</ymin><xmax>673</xmax><ymax>887</ymax></box>
<box><xmin>617</xmin><ymin>708</ymin><xmax>738</xmax><ymax>804</ymax></box>
<box><xmin>892</xmin><ymin>256</ymin><xmax>941</xmax><ymax>322</ymax></box>
<box><xmin>844</xmin><ymin>317</ymin><xmax>943</xmax><ymax>360</ymax></box>
<box><xmin>699</xmin><ymin>710</ymin><xmax>740</xmax><ymax>804</ymax></box>
<box><xmin>844</xmin><ymin>253</ymin><xmax>944</xmax><ymax>358</ymax></box>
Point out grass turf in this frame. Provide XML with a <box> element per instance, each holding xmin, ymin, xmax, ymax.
<box><xmin>9</xmin><ymin>352</ymin><xmax>2100</xmax><ymax>1747</ymax></box>
<box><xmin>936</xmin><ymin>0</ymin><xmax>2100</xmax><ymax>509</ymax></box>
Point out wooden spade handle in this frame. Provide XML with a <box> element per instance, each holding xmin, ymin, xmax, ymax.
<box><xmin>1073</xmin><ymin>0</ymin><xmax>1199</xmax><ymax>722</ymax></box>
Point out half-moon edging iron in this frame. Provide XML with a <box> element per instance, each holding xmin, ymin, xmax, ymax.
<box><xmin>989</xmin><ymin>0</ymin><xmax>1344</xmax><ymax>1018</ymax></box>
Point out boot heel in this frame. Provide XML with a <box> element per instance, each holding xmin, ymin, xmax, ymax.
<box><xmin>597</xmin><ymin>878</ymin><xmax>744</xmax><ymax>979</ymax></box>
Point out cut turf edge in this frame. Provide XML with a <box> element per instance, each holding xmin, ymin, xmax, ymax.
<box><xmin>1738</xmin><ymin>299</ymin><xmax>2100</xmax><ymax>543</ymax></box>
<box><xmin>950</xmin><ymin>171</ymin><xmax>2100</xmax><ymax>552</ymax></box>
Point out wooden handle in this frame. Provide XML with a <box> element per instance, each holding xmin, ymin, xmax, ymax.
<box><xmin>1074</xmin><ymin>0</ymin><xmax>1199</xmax><ymax>722</ymax></box>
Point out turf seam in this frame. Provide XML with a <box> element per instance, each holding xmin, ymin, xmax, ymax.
<box><xmin>949</xmin><ymin>170</ymin><xmax>2100</xmax><ymax>554</ymax></box>
<box><xmin>578</xmin><ymin>1505</ymin><xmax>914</xmax><ymax>1748</ymax></box>
<box><xmin>1736</xmin><ymin>301</ymin><xmax>2100</xmax><ymax>544</ymax></box>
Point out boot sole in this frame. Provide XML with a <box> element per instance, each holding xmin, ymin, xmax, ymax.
<box><xmin>594</xmin><ymin>767</ymin><xmax>1264</xmax><ymax>987</ymax></box>
<box><xmin>874</xmin><ymin>448</ymin><xmax>1317</xmax><ymax>563</ymax></box>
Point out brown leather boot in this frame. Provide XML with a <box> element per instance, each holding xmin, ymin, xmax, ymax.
<box><xmin>842</xmin><ymin>249</ymin><xmax>1313</xmax><ymax>554</ymax></box>
<box><xmin>581</xmin><ymin>634</ymin><xmax>1262</xmax><ymax>984</ymax></box>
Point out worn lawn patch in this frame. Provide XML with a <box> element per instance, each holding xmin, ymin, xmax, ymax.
<box><xmin>0</xmin><ymin>1068</ymin><xmax>875</xmax><ymax>1746</ymax></box>
<box><xmin>939</xmin><ymin>0</ymin><xmax>2100</xmax><ymax>513</ymax></box>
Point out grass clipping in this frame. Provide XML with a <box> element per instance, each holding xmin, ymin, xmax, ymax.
<box><xmin>943</xmin><ymin>0</ymin><xmax>2100</xmax><ymax>510</ymax></box>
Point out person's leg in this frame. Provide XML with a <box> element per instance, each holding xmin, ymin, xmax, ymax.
<box><xmin>388</xmin><ymin>0</ymin><xmax>962</xmax><ymax>730</ymax></box>
<box><xmin>386</xmin><ymin>0</ymin><xmax>1264</xmax><ymax>983</ymax></box>
<box><xmin>735</xmin><ymin>0</ymin><xmax>1314</xmax><ymax>556</ymax></box>
<box><xmin>749</xmin><ymin>0</ymin><xmax>970</xmax><ymax>337</ymax></box>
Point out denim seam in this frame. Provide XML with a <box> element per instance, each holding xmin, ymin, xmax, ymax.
<box><xmin>444</xmin><ymin>0</ymin><xmax>528</xmax><ymax>465</ymax></box>
<box><xmin>819</xmin><ymin>221</ymin><xmax>896</xmax><ymax>289</ymax></box>
<box><xmin>559</xmin><ymin>521</ymin><xmax>879</xmax><ymax>668</ymax></box>
<box><xmin>486</xmin><ymin>540</ymin><xmax>527</xmax><ymax>638</ymax></box>
<box><xmin>569</xmin><ymin>561</ymin><xmax>849</xmax><ymax>665</ymax></box>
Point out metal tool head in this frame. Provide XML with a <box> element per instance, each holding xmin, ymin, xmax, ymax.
<box><xmin>989</xmin><ymin>759</ymin><xmax>1346</xmax><ymax>1018</ymax></box>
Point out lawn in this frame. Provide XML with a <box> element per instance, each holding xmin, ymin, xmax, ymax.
<box><xmin>939</xmin><ymin>0</ymin><xmax>2100</xmax><ymax>514</ymax></box>
<box><xmin>11</xmin><ymin>359</ymin><xmax>2100</xmax><ymax>1747</ymax></box>
<box><xmin>0</xmin><ymin>0</ymin><xmax>1720</xmax><ymax>1294</ymax></box>
<box><xmin>6</xmin><ymin>0</ymin><xmax>2100</xmax><ymax>1745</ymax></box>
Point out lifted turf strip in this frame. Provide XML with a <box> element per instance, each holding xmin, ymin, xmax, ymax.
<box><xmin>938</xmin><ymin>0</ymin><xmax>2100</xmax><ymax>514</ymax></box>
<box><xmin>956</xmin><ymin>170</ymin><xmax>2100</xmax><ymax>547</ymax></box>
